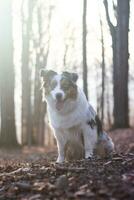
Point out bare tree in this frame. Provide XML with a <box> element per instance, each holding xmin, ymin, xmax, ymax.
<box><xmin>33</xmin><ymin>3</ymin><xmax>54</xmax><ymax>146</ymax></box>
<box><xmin>0</xmin><ymin>0</ymin><xmax>18</xmax><ymax>147</ymax></box>
<box><xmin>104</xmin><ymin>0</ymin><xmax>130</xmax><ymax>128</ymax></box>
<box><xmin>21</xmin><ymin>0</ymin><xmax>34</xmax><ymax>145</ymax></box>
<box><xmin>82</xmin><ymin>0</ymin><xmax>88</xmax><ymax>99</ymax></box>
<box><xmin>100</xmin><ymin>16</ymin><xmax>105</xmax><ymax>125</ymax></box>
<box><xmin>95</xmin><ymin>61</ymin><xmax>101</xmax><ymax>118</ymax></box>
<box><xmin>63</xmin><ymin>23</ymin><xmax>76</xmax><ymax>69</ymax></box>
<box><xmin>106</xmin><ymin>80</ymin><xmax>112</xmax><ymax>128</ymax></box>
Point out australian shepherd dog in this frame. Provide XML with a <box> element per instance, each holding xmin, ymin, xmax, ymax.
<box><xmin>40</xmin><ymin>69</ymin><xmax>114</xmax><ymax>163</ymax></box>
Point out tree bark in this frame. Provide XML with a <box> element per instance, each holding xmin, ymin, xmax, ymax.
<box><xmin>100</xmin><ymin>17</ymin><xmax>105</xmax><ymax>126</ymax></box>
<box><xmin>114</xmin><ymin>0</ymin><xmax>129</xmax><ymax>128</ymax></box>
<box><xmin>32</xmin><ymin>4</ymin><xmax>53</xmax><ymax>146</ymax></box>
<box><xmin>21</xmin><ymin>0</ymin><xmax>34</xmax><ymax>145</ymax></box>
<box><xmin>0</xmin><ymin>0</ymin><xmax>18</xmax><ymax>147</ymax></box>
<box><xmin>82</xmin><ymin>0</ymin><xmax>88</xmax><ymax>99</ymax></box>
<box><xmin>104</xmin><ymin>0</ymin><xmax>130</xmax><ymax>128</ymax></box>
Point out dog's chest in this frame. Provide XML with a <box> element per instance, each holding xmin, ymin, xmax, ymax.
<box><xmin>61</xmin><ymin>124</ymin><xmax>83</xmax><ymax>141</ymax></box>
<box><xmin>49</xmin><ymin>104</ymin><xmax>88</xmax><ymax>129</ymax></box>
<box><xmin>68</xmin><ymin>124</ymin><xmax>82</xmax><ymax>136</ymax></box>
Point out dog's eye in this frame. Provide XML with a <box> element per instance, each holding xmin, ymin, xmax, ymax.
<box><xmin>63</xmin><ymin>84</ymin><xmax>69</xmax><ymax>90</ymax></box>
<box><xmin>61</xmin><ymin>79</ymin><xmax>70</xmax><ymax>90</ymax></box>
<box><xmin>62</xmin><ymin>82</ymin><xmax>70</xmax><ymax>90</ymax></box>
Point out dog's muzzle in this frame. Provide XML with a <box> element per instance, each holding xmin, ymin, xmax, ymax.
<box><xmin>55</xmin><ymin>93</ymin><xmax>64</xmax><ymax>111</ymax></box>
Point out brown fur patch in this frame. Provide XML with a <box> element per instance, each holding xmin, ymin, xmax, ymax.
<box><xmin>43</xmin><ymin>80</ymin><xmax>57</xmax><ymax>96</ymax></box>
<box><xmin>61</xmin><ymin>78</ymin><xmax>77</xmax><ymax>100</ymax></box>
<box><xmin>64</xmin><ymin>125</ymin><xmax>84</xmax><ymax>161</ymax></box>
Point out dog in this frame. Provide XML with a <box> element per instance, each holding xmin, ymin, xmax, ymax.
<box><xmin>40</xmin><ymin>69</ymin><xmax>114</xmax><ymax>163</ymax></box>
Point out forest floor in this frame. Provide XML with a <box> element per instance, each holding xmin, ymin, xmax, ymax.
<box><xmin>0</xmin><ymin>129</ymin><xmax>134</xmax><ymax>200</ymax></box>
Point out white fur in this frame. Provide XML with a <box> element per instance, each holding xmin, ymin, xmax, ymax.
<box><xmin>51</xmin><ymin>75</ymin><xmax>65</xmax><ymax>101</ymax></box>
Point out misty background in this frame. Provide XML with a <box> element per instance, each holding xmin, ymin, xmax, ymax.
<box><xmin>0</xmin><ymin>0</ymin><xmax>133</xmax><ymax>147</ymax></box>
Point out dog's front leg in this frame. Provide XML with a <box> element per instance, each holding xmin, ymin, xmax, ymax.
<box><xmin>54</xmin><ymin>129</ymin><xmax>66</xmax><ymax>163</ymax></box>
<box><xmin>82</xmin><ymin>124</ymin><xmax>97</xmax><ymax>159</ymax></box>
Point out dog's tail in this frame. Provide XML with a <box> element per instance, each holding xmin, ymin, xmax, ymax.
<box><xmin>87</xmin><ymin>105</ymin><xmax>115</xmax><ymax>156</ymax></box>
<box><xmin>95</xmin><ymin>116</ymin><xmax>115</xmax><ymax>156</ymax></box>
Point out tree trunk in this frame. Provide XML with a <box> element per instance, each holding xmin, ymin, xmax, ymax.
<box><xmin>82</xmin><ymin>0</ymin><xmax>88</xmax><ymax>99</ymax></box>
<box><xmin>104</xmin><ymin>0</ymin><xmax>130</xmax><ymax>128</ymax></box>
<box><xmin>106</xmin><ymin>80</ymin><xmax>112</xmax><ymax>128</ymax></box>
<box><xmin>113</xmin><ymin>0</ymin><xmax>129</xmax><ymax>128</ymax></box>
<box><xmin>0</xmin><ymin>0</ymin><xmax>18</xmax><ymax>147</ymax></box>
<box><xmin>21</xmin><ymin>0</ymin><xmax>34</xmax><ymax>145</ymax></box>
<box><xmin>100</xmin><ymin>17</ymin><xmax>105</xmax><ymax>126</ymax></box>
<box><xmin>33</xmin><ymin>54</ymin><xmax>46</xmax><ymax>146</ymax></box>
<box><xmin>32</xmin><ymin>4</ymin><xmax>53</xmax><ymax>146</ymax></box>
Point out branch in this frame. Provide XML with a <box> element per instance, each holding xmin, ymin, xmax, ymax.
<box><xmin>0</xmin><ymin>167</ymin><xmax>30</xmax><ymax>177</ymax></box>
<box><xmin>103</xmin><ymin>0</ymin><xmax>115</xmax><ymax>36</ymax></box>
<box><xmin>112</xmin><ymin>0</ymin><xmax>117</xmax><ymax>20</ymax></box>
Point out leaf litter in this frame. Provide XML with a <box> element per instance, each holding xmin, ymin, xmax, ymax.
<box><xmin>0</xmin><ymin>128</ymin><xmax>133</xmax><ymax>200</ymax></box>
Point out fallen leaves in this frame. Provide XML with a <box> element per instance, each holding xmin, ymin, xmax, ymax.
<box><xmin>0</xmin><ymin>151</ymin><xmax>133</xmax><ymax>199</ymax></box>
<box><xmin>54</xmin><ymin>165</ymin><xmax>86</xmax><ymax>172</ymax></box>
<box><xmin>122</xmin><ymin>171</ymin><xmax>134</xmax><ymax>184</ymax></box>
<box><xmin>55</xmin><ymin>175</ymin><xmax>68</xmax><ymax>190</ymax></box>
<box><xmin>13</xmin><ymin>182</ymin><xmax>31</xmax><ymax>191</ymax></box>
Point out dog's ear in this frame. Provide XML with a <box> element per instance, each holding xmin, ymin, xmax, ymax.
<box><xmin>40</xmin><ymin>69</ymin><xmax>57</xmax><ymax>82</ymax></box>
<box><xmin>62</xmin><ymin>71</ymin><xmax>78</xmax><ymax>82</ymax></box>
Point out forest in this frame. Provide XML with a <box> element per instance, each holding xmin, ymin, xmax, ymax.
<box><xmin>0</xmin><ymin>0</ymin><xmax>134</xmax><ymax>199</ymax></box>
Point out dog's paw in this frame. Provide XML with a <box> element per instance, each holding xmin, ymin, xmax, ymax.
<box><xmin>85</xmin><ymin>151</ymin><xmax>93</xmax><ymax>159</ymax></box>
<box><xmin>86</xmin><ymin>156</ymin><xmax>93</xmax><ymax>160</ymax></box>
<box><xmin>85</xmin><ymin>155</ymin><xmax>93</xmax><ymax>160</ymax></box>
<box><xmin>56</xmin><ymin>156</ymin><xmax>64</xmax><ymax>163</ymax></box>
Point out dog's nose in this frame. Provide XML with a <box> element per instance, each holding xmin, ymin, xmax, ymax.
<box><xmin>56</xmin><ymin>93</ymin><xmax>62</xmax><ymax>101</ymax></box>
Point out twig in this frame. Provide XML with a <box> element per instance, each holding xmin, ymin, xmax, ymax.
<box><xmin>0</xmin><ymin>167</ymin><xmax>30</xmax><ymax>177</ymax></box>
<box><xmin>55</xmin><ymin>165</ymin><xmax>86</xmax><ymax>172</ymax></box>
<box><xmin>104</xmin><ymin>161</ymin><xmax>112</xmax><ymax>166</ymax></box>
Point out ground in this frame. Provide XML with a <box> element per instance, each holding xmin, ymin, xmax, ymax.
<box><xmin>0</xmin><ymin>129</ymin><xmax>134</xmax><ymax>200</ymax></box>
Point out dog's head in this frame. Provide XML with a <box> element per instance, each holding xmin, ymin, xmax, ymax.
<box><xmin>40</xmin><ymin>69</ymin><xmax>78</xmax><ymax>111</ymax></box>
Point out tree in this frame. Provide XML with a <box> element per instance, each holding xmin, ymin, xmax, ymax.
<box><xmin>63</xmin><ymin>23</ymin><xmax>76</xmax><ymax>70</ymax></box>
<box><xmin>106</xmin><ymin>79</ymin><xmax>112</xmax><ymax>128</ymax></box>
<box><xmin>21</xmin><ymin>0</ymin><xmax>34</xmax><ymax>145</ymax></box>
<box><xmin>100</xmin><ymin>16</ymin><xmax>106</xmax><ymax>126</ymax></box>
<box><xmin>104</xmin><ymin>0</ymin><xmax>130</xmax><ymax>128</ymax></box>
<box><xmin>82</xmin><ymin>0</ymin><xmax>88</xmax><ymax>99</ymax></box>
<box><xmin>0</xmin><ymin>0</ymin><xmax>18</xmax><ymax>147</ymax></box>
<box><xmin>32</xmin><ymin>2</ymin><xmax>55</xmax><ymax>146</ymax></box>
